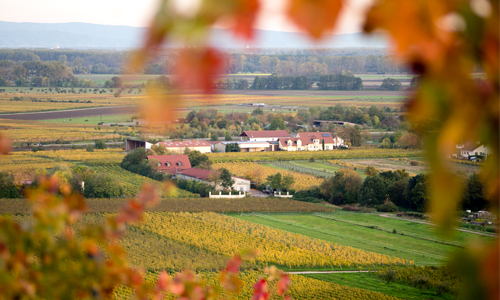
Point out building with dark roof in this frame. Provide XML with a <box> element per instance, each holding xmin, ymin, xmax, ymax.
<box><xmin>126</xmin><ymin>139</ymin><xmax>153</xmax><ymax>152</ymax></box>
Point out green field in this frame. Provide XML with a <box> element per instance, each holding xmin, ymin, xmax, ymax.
<box><xmin>290</xmin><ymin>160</ymin><xmax>367</xmax><ymax>178</ymax></box>
<box><xmin>41</xmin><ymin>114</ymin><xmax>135</xmax><ymax>125</ymax></box>
<box><xmin>234</xmin><ymin>212</ymin><xmax>491</xmax><ymax>266</ymax></box>
<box><xmin>304</xmin><ymin>272</ymin><xmax>455</xmax><ymax>300</ymax></box>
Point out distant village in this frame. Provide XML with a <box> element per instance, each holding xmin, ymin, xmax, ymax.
<box><xmin>124</xmin><ymin>130</ymin><xmax>346</xmax><ymax>197</ymax></box>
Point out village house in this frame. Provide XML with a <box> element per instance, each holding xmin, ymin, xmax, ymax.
<box><xmin>176</xmin><ymin>168</ymin><xmax>251</xmax><ymax>192</ymax></box>
<box><xmin>213</xmin><ymin>141</ymin><xmax>271</xmax><ymax>153</ymax></box>
<box><xmin>156</xmin><ymin>141</ymin><xmax>211</xmax><ymax>153</ymax></box>
<box><xmin>278</xmin><ymin>132</ymin><xmax>344</xmax><ymax>151</ymax></box>
<box><xmin>147</xmin><ymin>155</ymin><xmax>191</xmax><ymax>175</ymax></box>
<box><xmin>239</xmin><ymin>130</ymin><xmax>290</xmax><ymax>142</ymax></box>
<box><xmin>239</xmin><ymin>130</ymin><xmax>290</xmax><ymax>151</ymax></box>
<box><xmin>455</xmin><ymin>142</ymin><xmax>490</xmax><ymax>159</ymax></box>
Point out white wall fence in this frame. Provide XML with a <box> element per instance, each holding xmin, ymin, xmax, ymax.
<box><xmin>209</xmin><ymin>191</ymin><xmax>246</xmax><ymax>198</ymax></box>
<box><xmin>273</xmin><ymin>191</ymin><xmax>293</xmax><ymax>198</ymax></box>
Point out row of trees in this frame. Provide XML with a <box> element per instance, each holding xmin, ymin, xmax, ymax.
<box><xmin>302</xmin><ymin>168</ymin><xmax>487</xmax><ymax>212</ymax></box>
<box><xmin>0</xmin><ymin>48</ymin><xmax>409</xmax><ymax>76</ymax></box>
<box><xmin>251</xmin><ymin>75</ymin><xmax>312</xmax><ymax>90</ymax></box>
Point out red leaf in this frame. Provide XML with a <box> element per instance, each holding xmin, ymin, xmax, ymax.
<box><xmin>277</xmin><ymin>274</ymin><xmax>291</xmax><ymax>295</ymax></box>
<box><xmin>252</xmin><ymin>279</ymin><xmax>269</xmax><ymax>300</ymax></box>
<box><xmin>287</xmin><ymin>0</ymin><xmax>343</xmax><ymax>40</ymax></box>
<box><xmin>225</xmin><ymin>254</ymin><xmax>242</xmax><ymax>273</ymax></box>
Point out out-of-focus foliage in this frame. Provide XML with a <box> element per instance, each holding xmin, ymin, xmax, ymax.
<box><xmin>132</xmin><ymin>1</ymin><xmax>498</xmax><ymax>297</ymax></box>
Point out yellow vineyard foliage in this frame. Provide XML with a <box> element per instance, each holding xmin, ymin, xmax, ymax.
<box><xmin>214</xmin><ymin>161</ymin><xmax>322</xmax><ymax>191</ymax></box>
<box><xmin>114</xmin><ymin>270</ymin><xmax>402</xmax><ymax>300</ymax></box>
<box><xmin>1</xmin><ymin>119</ymin><xmax>121</xmax><ymax>143</ymax></box>
<box><xmin>137</xmin><ymin>212</ymin><xmax>409</xmax><ymax>269</ymax></box>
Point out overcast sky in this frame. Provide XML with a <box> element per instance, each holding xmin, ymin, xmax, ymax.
<box><xmin>0</xmin><ymin>0</ymin><xmax>373</xmax><ymax>34</ymax></box>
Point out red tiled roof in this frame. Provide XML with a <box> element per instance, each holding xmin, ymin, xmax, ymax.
<box><xmin>240</xmin><ymin>130</ymin><xmax>290</xmax><ymax>138</ymax></box>
<box><xmin>297</xmin><ymin>132</ymin><xmax>335</xmax><ymax>144</ymax></box>
<box><xmin>279</xmin><ymin>132</ymin><xmax>337</xmax><ymax>147</ymax></box>
<box><xmin>157</xmin><ymin>140</ymin><xmax>211</xmax><ymax>148</ymax></box>
<box><xmin>176</xmin><ymin>168</ymin><xmax>218</xmax><ymax>181</ymax></box>
<box><xmin>147</xmin><ymin>155</ymin><xmax>191</xmax><ymax>171</ymax></box>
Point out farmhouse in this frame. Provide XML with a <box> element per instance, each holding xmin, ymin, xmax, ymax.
<box><xmin>156</xmin><ymin>141</ymin><xmax>211</xmax><ymax>153</ymax></box>
<box><xmin>214</xmin><ymin>141</ymin><xmax>271</xmax><ymax>153</ymax></box>
<box><xmin>456</xmin><ymin>142</ymin><xmax>490</xmax><ymax>158</ymax></box>
<box><xmin>147</xmin><ymin>155</ymin><xmax>191</xmax><ymax>175</ymax></box>
<box><xmin>126</xmin><ymin>139</ymin><xmax>153</xmax><ymax>152</ymax></box>
<box><xmin>176</xmin><ymin>168</ymin><xmax>251</xmax><ymax>192</ymax></box>
<box><xmin>278</xmin><ymin>132</ymin><xmax>344</xmax><ymax>151</ymax></box>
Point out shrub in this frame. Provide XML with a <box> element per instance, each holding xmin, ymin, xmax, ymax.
<box><xmin>86</xmin><ymin>144</ymin><xmax>94</xmax><ymax>152</ymax></box>
<box><xmin>409</xmin><ymin>275</ymin><xmax>432</xmax><ymax>290</ymax></box>
<box><xmin>95</xmin><ymin>140</ymin><xmax>107</xmax><ymax>150</ymax></box>
<box><xmin>410</xmin><ymin>160</ymin><xmax>419</xmax><ymax>166</ymax></box>
<box><xmin>377</xmin><ymin>200</ymin><xmax>398</xmax><ymax>212</ymax></box>
<box><xmin>379</xmin><ymin>269</ymin><xmax>398</xmax><ymax>284</ymax></box>
<box><xmin>341</xmin><ymin>203</ymin><xmax>376</xmax><ymax>213</ymax></box>
<box><xmin>309</xmin><ymin>157</ymin><xmax>315</xmax><ymax>162</ymax></box>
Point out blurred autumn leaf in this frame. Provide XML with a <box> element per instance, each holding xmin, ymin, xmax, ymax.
<box><xmin>287</xmin><ymin>0</ymin><xmax>343</xmax><ymax>39</ymax></box>
<box><xmin>129</xmin><ymin>0</ymin><xmax>499</xmax><ymax>298</ymax></box>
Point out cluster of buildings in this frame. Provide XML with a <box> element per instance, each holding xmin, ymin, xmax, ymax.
<box><xmin>146</xmin><ymin>154</ymin><xmax>251</xmax><ymax>192</ymax></box>
<box><xmin>124</xmin><ymin>130</ymin><xmax>345</xmax><ymax>195</ymax></box>
<box><xmin>126</xmin><ymin>130</ymin><xmax>346</xmax><ymax>153</ymax></box>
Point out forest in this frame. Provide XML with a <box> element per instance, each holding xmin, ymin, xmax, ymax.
<box><xmin>0</xmin><ymin>48</ymin><xmax>408</xmax><ymax>77</ymax></box>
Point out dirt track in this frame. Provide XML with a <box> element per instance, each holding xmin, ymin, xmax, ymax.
<box><xmin>0</xmin><ymin>106</ymin><xmax>141</xmax><ymax>121</ymax></box>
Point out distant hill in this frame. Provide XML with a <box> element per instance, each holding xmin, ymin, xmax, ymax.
<box><xmin>0</xmin><ymin>21</ymin><xmax>388</xmax><ymax>49</ymax></box>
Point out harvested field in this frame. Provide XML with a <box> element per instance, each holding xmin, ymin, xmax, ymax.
<box><xmin>0</xmin><ymin>106</ymin><xmax>141</xmax><ymax>120</ymax></box>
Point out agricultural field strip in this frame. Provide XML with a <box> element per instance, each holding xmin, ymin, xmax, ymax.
<box><xmin>313</xmin><ymin>213</ymin><xmax>464</xmax><ymax>248</ymax></box>
<box><xmin>90</xmin><ymin>165</ymin><xmax>197</xmax><ymax>198</ymax></box>
<box><xmin>209</xmin><ymin>149</ymin><xmax>424</xmax><ymax>163</ymax></box>
<box><xmin>270</xmin><ymin>161</ymin><xmax>334</xmax><ymax>178</ymax></box>
<box><xmin>214</xmin><ymin>162</ymin><xmax>323</xmax><ymax>191</ymax></box>
<box><xmin>249</xmin><ymin>213</ymin><xmax>446</xmax><ymax>261</ymax></box>
<box><xmin>113</xmin><ymin>269</ymin><xmax>403</xmax><ymax>300</ymax></box>
<box><xmin>137</xmin><ymin>212</ymin><xmax>407</xmax><ymax>269</ymax></box>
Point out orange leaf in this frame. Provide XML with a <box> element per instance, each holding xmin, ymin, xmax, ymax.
<box><xmin>229</xmin><ymin>0</ymin><xmax>260</xmax><ymax>40</ymax></box>
<box><xmin>287</xmin><ymin>0</ymin><xmax>343</xmax><ymax>40</ymax></box>
<box><xmin>137</xmin><ymin>184</ymin><xmax>160</xmax><ymax>208</ymax></box>
<box><xmin>0</xmin><ymin>133</ymin><xmax>11</xmax><ymax>155</ymax></box>
<box><xmin>175</xmin><ymin>47</ymin><xmax>225</xmax><ymax>93</ymax></box>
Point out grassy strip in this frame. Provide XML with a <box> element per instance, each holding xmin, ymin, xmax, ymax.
<box><xmin>234</xmin><ymin>213</ymin><xmax>466</xmax><ymax>265</ymax></box>
<box><xmin>209</xmin><ymin>149</ymin><xmax>424</xmax><ymax>163</ymax></box>
<box><xmin>332</xmin><ymin>210</ymin><xmax>495</xmax><ymax>244</ymax></box>
<box><xmin>302</xmin><ymin>273</ymin><xmax>455</xmax><ymax>300</ymax></box>
<box><xmin>314</xmin><ymin>213</ymin><xmax>464</xmax><ymax>247</ymax></box>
